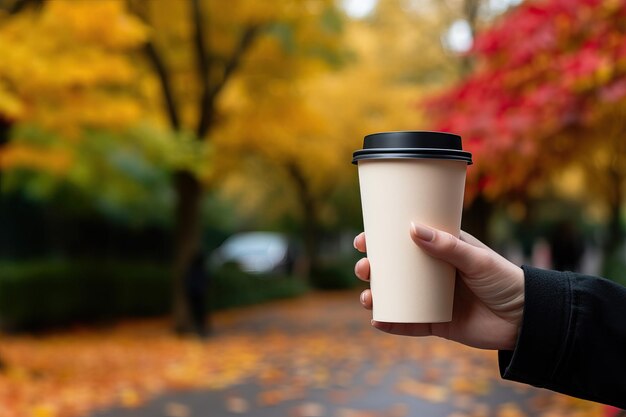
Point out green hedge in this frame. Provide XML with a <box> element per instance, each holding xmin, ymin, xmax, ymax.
<box><xmin>602</xmin><ymin>251</ymin><xmax>626</xmax><ymax>288</ymax></box>
<box><xmin>0</xmin><ymin>260</ymin><xmax>308</xmax><ymax>331</ymax></box>
<box><xmin>209</xmin><ymin>263</ymin><xmax>308</xmax><ymax>310</ymax></box>
<box><xmin>310</xmin><ymin>255</ymin><xmax>364</xmax><ymax>290</ymax></box>
<box><xmin>0</xmin><ymin>260</ymin><xmax>170</xmax><ymax>331</ymax></box>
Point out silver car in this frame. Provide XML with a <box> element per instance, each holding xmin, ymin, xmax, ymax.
<box><xmin>211</xmin><ymin>232</ymin><xmax>294</xmax><ymax>275</ymax></box>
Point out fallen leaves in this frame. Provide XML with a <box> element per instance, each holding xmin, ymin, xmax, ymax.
<box><xmin>224</xmin><ymin>395</ymin><xmax>250</xmax><ymax>414</ymax></box>
<box><xmin>164</xmin><ymin>402</ymin><xmax>191</xmax><ymax>417</ymax></box>
<box><xmin>0</xmin><ymin>292</ymin><xmax>605</xmax><ymax>417</ymax></box>
<box><xmin>396</xmin><ymin>377</ymin><xmax>448</xmax><ymax>403</ymax></box>
<box><xmin>497</xmin><ymin>403</ymin><xmax>528</xmax><ymax>417</ymax></box>
<box><xmin>0</xmin><ymin>324</ymin><xmax>262</xmax><ymax>416</ymax></box>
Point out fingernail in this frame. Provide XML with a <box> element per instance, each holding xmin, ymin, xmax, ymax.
<box><xmin>411</xmin><ymin>222</ymin><xmax>434</xmax><ymax>242</ymax></box>
<box><xmin>353</xmin><ymin>235</ymin><xmax>358</xmax><ymax>249</ymax></box>
<box><xmin>354</xmin><ymin>259</ymin><xmax>363</xmax><ymax>279</ymax></box>
<box><xmin>360</xmin><ymin>292</ymin><xmax>366</xmax><ymax>305</ymax></box>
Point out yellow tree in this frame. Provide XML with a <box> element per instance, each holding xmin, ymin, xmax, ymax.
<box><xmin>0</xmin><ymin>0</ymin><xmax>345</xmax><ymax>331</ymax></box>
<box><xmin>0</xmin><ymin>0</ymin><xmax>494</xmax><ymax>328</ymax></box>
<box><xmin>213</xmin><ymin>0</ymin><xmax>475</xmax><ymax>272</ymax></box>
<box><xmin>130</xmin><ymin>0</ymin><xmax>344</xmax><ymax>331</ymax></box>
<box><xmin>0</xmin><ymin>0</ymin><xmax>147</xmax><ymax>176</ymax></box>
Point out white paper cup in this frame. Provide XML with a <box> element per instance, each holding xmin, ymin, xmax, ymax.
<box><xmin>352</xmin><ymin>131</ymin><xmax>472</xmax><ymax>323</ymax></box>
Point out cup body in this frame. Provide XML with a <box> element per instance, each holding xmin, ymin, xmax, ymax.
<box><xmin>357</xmin><ymin>157</ymin><xmax>467</xmax><ymax>323</ymax></box>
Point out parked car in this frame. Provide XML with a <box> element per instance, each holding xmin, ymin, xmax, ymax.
<box><xmin>210</xmin><ymin>232</ymin><xmax>295</xmax><ymax>275</ymax></box>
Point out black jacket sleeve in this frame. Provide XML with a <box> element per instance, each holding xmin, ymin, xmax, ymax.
<box><xmin>499</xmin><ymin>266</ymin><xmax>626</xmax><ymax>409</ymax></box>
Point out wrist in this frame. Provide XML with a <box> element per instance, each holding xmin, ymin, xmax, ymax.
<box><xmin>496</xmin><ymin>266</ymin><xmax>525</xmax><ymax>350</ymax></box>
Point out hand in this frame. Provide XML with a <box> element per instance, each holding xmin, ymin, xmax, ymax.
<box><xmin>354</xmin><ymin>224</ymin><xmax>524</xmax><ymax>350</ymax></box>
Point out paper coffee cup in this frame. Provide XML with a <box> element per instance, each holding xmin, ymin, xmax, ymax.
<box><xmin>352</xmin><ymin>131</ymin><xmax>472</xmax><ymax>323</ymax></box>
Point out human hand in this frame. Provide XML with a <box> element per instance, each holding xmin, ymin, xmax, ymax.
<box><xmin>354</xmin><ymin>224</ymin><xmax>524</xmax><ymax>350</ymax></box>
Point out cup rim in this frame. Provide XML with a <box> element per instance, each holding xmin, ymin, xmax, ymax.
<box><xmin>352</xmin><ymin>131</ymin><xmax>473</xmax><ymax>165</ymax></box>
<box><xmin>352</xmin><ymin>147</ymin><xmax>473</xmax><ymax>165</ymax></box>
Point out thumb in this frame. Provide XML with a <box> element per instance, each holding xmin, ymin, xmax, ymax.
<box><xmin>410</xmin><ymin>223</ymin><xmax>489</xmax><ymax>276</ymax></box>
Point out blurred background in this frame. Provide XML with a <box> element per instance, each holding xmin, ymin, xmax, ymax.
<box><xmin>0</xmin><ymin>0</ymin><xmax>625</xmax><ymax>416</ymax></box>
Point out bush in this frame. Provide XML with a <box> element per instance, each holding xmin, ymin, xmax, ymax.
<box><xmin>0</xmin><ymin>260</ymin><xmax>170</xmax><ymax>331</ymax></box>
<box><xmin>0</xmin><ymin>259</ymin><xmax>308</xmax><ymax>331</ymax></box>
<box><xmin>602</xmin><ymin>250</ymin><xmax>626</xmax><ymax>288</ymax></box>
<box><xmin>209</xmin><ymin>263</ymin><xmax>308</xmax><ymax>310</ymax></box>
<box><xmin>310</xmin><ymin>256</ymin><xmax>363</xmax><ymax>290</ymax></box>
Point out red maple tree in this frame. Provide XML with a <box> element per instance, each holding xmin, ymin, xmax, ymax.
<box><xmin>426</xmin><ymin>0</ymin><xmax>626</xmax><ymax>204</ymax></box>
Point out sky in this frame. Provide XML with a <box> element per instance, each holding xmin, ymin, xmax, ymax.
<box><xmin>341</xmin><ymin>0</ymin><xmax>378</xmax><ymax>19</ymax></box>
<box><xmin>341</xmin><ymin>0</ymin><xmax>524</xmax><ymax>52</ymax></box>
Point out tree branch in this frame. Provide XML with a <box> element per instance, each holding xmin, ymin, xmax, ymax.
<box><xmin>127</xmin><ymin>0</ymin><xmax>181</xmax><ymax>131</ymax></box>
<box><xmin>190</xmin><ymin>0</ymin><xmax>212</xmax><ymax>139</ymax></box>
<box><xmin>207</xmin><ymin>24</ymin><xmax>262</xmax><ymax>115</ymax></box>
<box><xmin>143</xmin><ymin>41</ymin><xmax>181</xmax><ymax>131</ymax></box>
<box><xmin>3</xmin><ymin>0</ymin><xmax>44</xmax><ymax>14</ymax></box>
<box><xmin>191</xmin><ymin>0</ymin><xmax>263</xmax><ymax>139</ymax></box>
<box><xmin>460</xmin><ymin>0</ymin><xmax>480</xmax><ymax>75</ymax></box>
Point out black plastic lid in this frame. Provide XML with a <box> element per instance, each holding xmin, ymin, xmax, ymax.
<box><xmin>352</xmin><ymin>131</ymin><xmax>472</xmax><ymax>165</ymax></box>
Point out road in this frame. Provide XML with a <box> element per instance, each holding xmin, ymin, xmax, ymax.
<box><xmin>88</xmin><ymin>290</ymin><xmax>597</xmax><ymax>417</ymax></box>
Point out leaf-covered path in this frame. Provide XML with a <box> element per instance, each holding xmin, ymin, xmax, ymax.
<box><xmin>1</xmin><ymin>291</ymin><xmax>604</xmax><ymax>417</ymax></box>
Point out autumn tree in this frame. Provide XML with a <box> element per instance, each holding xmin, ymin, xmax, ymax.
<box><xmin>128</xmin><ymin>0</ymin><xmax>348</xmax><ymax>330</ymax></box>
<box><xmin>309</xmin><ymin>0</ymin><xmax>521</xmax><ymax>244</ymax></box>
<box><xmin>0</xmin><ymin>0</ymin><xmax>347</xmax><ymax>332</ymax></box>
<box><xmin>426</xmin><ymin>0</ymin><xmax>626</xmax><ymax>260</ymax></box>
<box><xmin>420</xmin><ymin>0</ymin><xmax>526</xmax><ymax>242</ymax></box>
<box><xmin>212</xmin><ymin>0</ymin><xmax>487</xmax><ymax>273</ymax></box>
<box><xmin>0</xmin><ymin>0</ymin><xmax>147</xmax><ymax>174</ymax></box>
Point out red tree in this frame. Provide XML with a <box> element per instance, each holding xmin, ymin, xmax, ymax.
<box><xmin>427</xmin><ymin>0</ymin><xmax>626</xmax><ymax>197</ymax></box>
<box><xmin>426</xmin><ymin>0</ymin><xmax>626</xmax><ymax>254</ymax></box>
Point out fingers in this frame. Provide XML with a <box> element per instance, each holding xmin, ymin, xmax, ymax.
<box><xmin>355</xmin><ymin>235</ymin><xmax>371</xmax><ymax>312</ymax></box>
<box><xmin>355</xmin><ymin>230</ymin><xmax>437</xmax><ymax>338</ymax></box>
<box><xmin>354</xmin><ymin>227</ymin><xmax>490</xmax><ymax>283</ymax></box>
<box><xmin>372</xmin><ymin>321</ymin><xmax>433</xmax><ymax>337</ymax></box>
<box><xmin>354</xmin><ymin>257</ymin><xmax>370</xmax><ymax>282</ymax></box>
<box><xmin>356</xmin><ymin>230</ymin><xmax>485</xmax><ymax>252</ymax></box>
<box><xmin>360</xmin><ymin>295</ymin><xmax>433</xmax><ymax>337</ymax></box>
<box><xmin>460</xmin><ymin>230</ymin><xmax>490</xmax><ymax>250</ymax></box>
<box><xmin>353</xmin><ymin>232</ymin><xmax>366</xmax><ymax>253</ymax></box>
<box><xmin>359</xmin><ymin>289</ymin><xmax>372</xmax><ymax>309</ymax></box>
<box><xmin>410</xmin><ymin>223</ymin><xmax>489</xmax><ymax>275</ymax></box>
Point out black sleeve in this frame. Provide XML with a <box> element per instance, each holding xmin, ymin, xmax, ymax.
<box><xmin>499</xmin><ymin>266</ymin><xmax>626</xmax><ymax>409</ymax></box>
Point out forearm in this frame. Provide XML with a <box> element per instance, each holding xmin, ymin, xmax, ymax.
<box><xmin>499</xmin><ymin>266</ymin><xmax>626</xmax><ymax>408</ymax></box>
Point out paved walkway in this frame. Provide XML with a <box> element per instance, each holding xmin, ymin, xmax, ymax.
<box><xmin>87</xmin><ymin>290</ymin><xmax>597</xmax><ymax>417</ymax></box>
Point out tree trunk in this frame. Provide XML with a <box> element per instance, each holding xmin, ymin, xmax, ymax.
<box><xmin>604</xmin><ymin>166</ymin><xmax>624</xmax><ymax>257</ymax></box>
<box><xmin>456</xmin><ymin>1</ymin><xmax>493</xmax><ymax>244</ymax></box>
<box><xmin>461</xmin><ymin>193</ymin><xmax>494</xmax><ymax>245</ymax></box>
<box><xmin>460</xmin><ymin>0</ymin><xmax>480</xmax><ymax>75</ymax></box>
<box><xmin>171</xmin><ymin>170</ymin><xmax>203</xmax><ymax>333</ymax></box>
<box><xmin>302</xmin><ymin>196</ymin><xmax>320</xmax><ymax>277</ymax></box>
<box><xmin>0</xmin><ymin>119</ymin><xmax>11</xmax><ymax>183</ymax></box>
<box><xmin>600</xmin><ymin>172</ymin><xmax>624</xmax><ymax>280</ymax></box>
<box><xmin>606</xmin><ymin>202</ymin><xmax>622</xmax><ymax>257</ymax></box>
<box><xmin>597</xmin><ymin>109</ymin><xmax>626</xmax><ymax>275</ymax></box>
<box><xmin>287</xmin><ymin>164</ymin><xmax>321</xmax><ymax>277</ymax></box>
<box><xmin>134</xmin><ymin>0</ymin><xmax>262</xmax><ymax>333</ymax></box>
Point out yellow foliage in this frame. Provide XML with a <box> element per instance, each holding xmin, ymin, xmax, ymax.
<box><xmin>0</xmin><ymin>143</ymin><xmax>72</xmax><ymax>174</ymax></box>
<box><xmin>0</xmin><ymin>80</ymin><xmax>22</xmax><ymax>119</ymax></box>
<box><xmin>211</xmin><ymin>1</ymin><xmax>462</xmax><ymax>224</ymax></box>
<box><xmin>43</xmin><ymin>0</ymin><xmax>147</xmax><ymax>48</ymax></box>
<box><xmin>0</xmin><ymin>0</ymin><xmax>147</xmax><ymax>131</ymax></box>
<box><xmin>30</xmin><ymin>404</ymin><xmax>57</xmax><ymax>417</ymax></box>
<box><xmin>0</xmin><ymin>0</ymin><xmax>467</xmax><ymax>230</ymax></box>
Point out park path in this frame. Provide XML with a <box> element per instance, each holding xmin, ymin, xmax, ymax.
<box><xmin>79</xmin><ymin>290</ymin><xmax>601</xmax><ymax>417</ymax></box>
